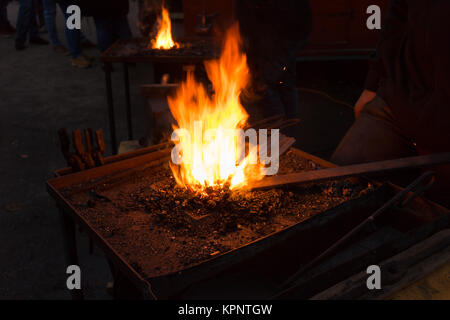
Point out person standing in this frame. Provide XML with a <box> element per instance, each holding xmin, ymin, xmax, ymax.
<box><xmin>15</xmin><ymin>0</ymin><xmax>49</xmax><ymax>50</ymax></box>
<box><xmin>236</xmin><ymin>0</ymin><xmax>312</xmax><ymax>123</ymax></box>
<box><xmin>42</xmin><ymin>0</ymin><xmax>94</xmax><ymax>54</ymax></box>
<box><xmin>45</xmin><ymin>0</ymin><xmax>93</xmax><ymax>67</ymax></box>
<box><xmin>331</xmin><ymin>0</ymin><xmax>450</xmax><ymax>206</ymax></box>
<box><xmin>0</xmin><ymin>0</ymin><xmax>15</xmax><ymax>37</ymax></box>
<box><xmin>84</xmin><ymin>0</ymin><xmax>132</xmax><ymax>52</ymax></box>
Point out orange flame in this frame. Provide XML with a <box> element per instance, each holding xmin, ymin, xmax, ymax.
<box><xmin>151</xmin><ymin>6</ymin><xmax>179</xmax><ymax>50</ymax></box>
<box><xmin>168</xmin><ymin>24</ymin><xmax>263</xmax><ymax>194</ymax></box>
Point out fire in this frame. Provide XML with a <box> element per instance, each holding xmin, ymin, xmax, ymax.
<box><xmin>168</xmin><ymin>24</ymin><xmax>263</xmax><ymax>194</ymax></box>
<box><xmin>151</xmin><ymin>6</ymin><xmax>179</xmax><ymax>50</ymax></box>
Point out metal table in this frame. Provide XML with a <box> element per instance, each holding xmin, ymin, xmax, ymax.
<box><xmin>100</xmin><ymin>38</ymin><xmax>214</xmax><ymax>154</ymax></box>
<box><xmin>46</xmin><ymin>145</ymin><xmax>450</xmax><ymax>299</ymax></box>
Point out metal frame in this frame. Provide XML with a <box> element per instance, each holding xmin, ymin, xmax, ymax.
<box><xmin>47</xmin><ymin>146</ymin><xmax>449</xmax><ymax>299</ymax></box>
<box><xmin>48</xmin><ymin>147</ymin><xmax>335</xmax><ymax>299</ymax></box>
<box><xmin>100</xmin><ymin>38</ymin><xmax>213</xmax><ymax>155</ymax></box>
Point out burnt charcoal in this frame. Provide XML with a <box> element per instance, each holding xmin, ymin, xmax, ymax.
<box><xmin>87</xmin><ymin>199</ymin><xmax>96</xmax><ymax>208</ymax></box>
<box><xmin>104</xmin><ymin>38</ymin><xmax>216</xmax><ymax>59</ymax></box>
<box><xmin>65</xmin><ymin>150</ymin><xmax>376</xmax><ymax>279</ymax></box>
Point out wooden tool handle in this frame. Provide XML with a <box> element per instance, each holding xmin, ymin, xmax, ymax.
<box><xmin>251</xmin><ymin>153</ymin><xmax>450</xmax><ymax>190</ymax></box>
<box><xmin>72</xmin><ymin>129</ymin><xmax>85</xmax><ymax>156</ymax></box>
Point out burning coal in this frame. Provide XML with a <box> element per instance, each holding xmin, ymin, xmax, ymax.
<box><xmin>150</xmin><ymin>5</ymin><xmax>179</xmax><ymax>50</ymax></box>
<box><xmin>168</xmin><ymin>24</ymin><xmax>279</xmax><ymax>195</ymax></box>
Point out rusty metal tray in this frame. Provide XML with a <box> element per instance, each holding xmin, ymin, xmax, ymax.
<box><xmin>46</xmin><ymin>147</ymin><xmax>449</xmax><ymax>299</ymax></box>
<box><xmin>101</xmin><ymin>38</ymin><xmax>216</xmax><ymax>64</ymax></box>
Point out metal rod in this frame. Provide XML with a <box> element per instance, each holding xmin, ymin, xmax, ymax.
<box><xmin>253</xmin><ymin>152</ymin><xmax>450</xmax><ymax>190</ymax></box>
<box><xmin>59</xmin><ymin>209</ymin><xmax>84</xmax><ymax>300</ymax></box>
<box><xmin>123</xmin><ymin>63</ymin><xmax>133</xmax><ymax>140</ymax></box>
<box><xmin>104</xmin><ymin>62</ymin><xmax>117</xmax><ymax>154</ymax></box>
<box><xmin>273</xmin><ymin>171</ymin><xmax>436</xmax><ymax>298</ymax></box>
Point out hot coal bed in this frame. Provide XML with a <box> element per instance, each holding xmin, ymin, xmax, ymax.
<box><xmin>58</xmin><ymin>150</ymin><xmax>374</xmax><ymax>279</ymax></box>
<box><xmin>102</xmin><ymin>38</ymin><xmax>216</xmax><ymax>61</ymax></box>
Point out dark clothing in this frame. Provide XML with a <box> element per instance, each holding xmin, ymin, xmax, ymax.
<box><xmin>331</xmin><ymin>96</ymin><xmax>450</xmax><ymax>207</ymax></box>
<box><xmin>365</xmin><ymin>0</ymin><xmax>450</xmax><ymax>153</ymax></box>
<box><xmin>332</xmin><ymin>96</ymin><xmax>417</xmax><ymax>165</ymax></box>
<box><xmin>66</xmin><ymin>0</ymin><xmax>129</xmax><ymax>18</ymax></box>
<box><xmin>236</xmin><ymin>0</ymin><xmax>312</xmax><ymax>128</ymax></box>
<box><xmin>0</xmin><ymin>0</ymin><xmax>9</xmax><ymax>28</ymax></box>
<box><xmin>66</xmin><ymin>0</ymin><xmax>131</xmax><ymax>52</ymax></box>
<box><xmin>42</xmin><ymin>0</ymin><xmax>89</xmax><ymax>58</ymax></box>
<box><xmin>93</xmin><ymin>15</ymin><xmax>131</xmax><ymax>52</ymax></box>
<box><xmin>15</xmin><ymin>0</ymin><xmax>38</xmax><ymax>44</ymax></box>
<box><xmin>237</xmin><ymin>0</ymin><xmax>312</xmax><ymax>58</ymax></box>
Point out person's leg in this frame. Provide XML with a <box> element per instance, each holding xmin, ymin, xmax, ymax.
<box><xmin>0</xmin><ymin>0</ymin><xmax>8</xmax><ymax>28</ymax></box>
<box><xmin>93</xmin><ymin>16</ymin><xmax>115</xmax><ymax>52</ymax></box>
<box><xmin>331</xmin><ymin>96</ymin><xmax>417</xmax><ymax>165</ymax></box>
<box><xmin>58</xmin><ymin>2</ymin><xmax>90</xmax><ymax>46</ymax></box>
<box><xmin>35</xmin><ymin>0</ymin><xmax>45</xmax><ymax>28</ymax></box>
<box><xmin>28</xmin><ymin>0</ymin><xmax>39</xmax><ymax>38</ymax></box>
<box><xmin>59</xmin><ymin>2</ymin><xmax>83</xmax><ymax>58</ymax></box>
<box><xmin>114</xmin><ymin>14</ymin><xmax>132</xmax><ymax>40</ymax></box>
<box><xmin>41</xmin><ymin>0</ymin><xmax>60</xmax><ymax>45</ymax></box>
<box><xmin>64</xmin><ymin>22</ymin><xmax>81</xmax><ymax>58</ymax></box>
<box><xmin>67</xmin><ymin>28</ymin><xmax>91</xmax><ymax>68</ymax></box>
<box><xmin>80</xmin><ymin>31</ymin><xmax>89</xmax><ymax>43</ymax></box>
<box><xmin>16</xmin><ymin>0</ymin><xmax>45</xmax><ymax>48</ymax></box>
<box><xmin>16</xmin><ymin>0</ymin><xmax>39</xmax><ymax>45</ymax></box>
<box><xmin>58</xmin><ymin>2</ymin><xmax>81</xmax><ymax>57</ymax></box>
<box><xmin>61</xmin><ymin>4</ymin><xmax>90</xmax><ymax>67</ymax></box>
<box><xmin>16</xmin><ymin>0</ymin><xmax>34</xmax><ymax>45</ymax></box>
<box><xmin>0</xmin><ymin>0</ymin><xmax>15</xmax><ymax>36</ymax></box>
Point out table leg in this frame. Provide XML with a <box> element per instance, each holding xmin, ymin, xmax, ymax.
<box><xmin>104</xmin><ymin>62</ymin><xmax>118</xmax><ymax>155</ymax></box>
<box><xmin>107</xmin><ymin>259</ymin><xmax>143</xmax><ymax>299</ymax></box>
<box><xmin>123</xmin><ymin>63</ymin><xmax>133</xmax><ymax>140</ymax></box>
<box><xmin>59</xmin><ymin>209</ymin><xmax>84</xmax><ymax>300</ymax></box>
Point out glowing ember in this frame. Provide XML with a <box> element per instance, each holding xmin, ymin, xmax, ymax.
<box><xmin>168</xmin><ymin>24</ymin><xmax>264</xmax><ymax>194</ymax></box>
<box><xmin>150</xmin><ymin>6</ymin><xmax>179</xmax><ymax>50</ymax></box>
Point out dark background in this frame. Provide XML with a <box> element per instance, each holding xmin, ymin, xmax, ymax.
<box><xmin>0</xmin><ymin>1</ymin><xmax>373</xmax><ymax>298</ymax></box>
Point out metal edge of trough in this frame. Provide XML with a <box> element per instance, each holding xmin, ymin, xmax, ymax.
<box><xmin>45</xmin><ymin>147</ymin><xmax>388</xmax><ymax>298</ymax></box>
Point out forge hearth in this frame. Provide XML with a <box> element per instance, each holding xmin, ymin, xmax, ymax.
<box><xmin>47</xmin><ymin>146</ymin><xmax>449</xmax><ymax>299</ymax></box>
<box><xmin>102</xmin><ymin>38</ymin><xmax>216</xmax><ymax>63</ymax></box>
<box><xmin>61</xmin><ymin>149</ymin><xmax>374</xmax><ymax>277</ymax></box>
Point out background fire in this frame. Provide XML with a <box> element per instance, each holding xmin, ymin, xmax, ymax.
<box><xmin>150</xmin><ymin>5</ymin><xmax>179</xmax><ymax>50</ymax></box>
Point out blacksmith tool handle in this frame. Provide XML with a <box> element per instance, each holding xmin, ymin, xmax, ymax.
<box><xmin>268</xmin><ymin>118</ymin><xmax>301</xmax><ymax>130</ymax></box>
<box><xmin>272</xmin><ymin>171</ymin><xmax>436</xmax><ymax>299</ymax></box>
<box><xmin>399</xmin><ymin>173</ymin><xmax>436</xmax><ymax>208</ymax></box>
<box><xmin>57</xmin><ymin>128</ymin><xmax>85</xmax><ymax>171</ymax></box>
<box><xmin>244</xmin><ymin>114</ymin><xmax>285</xmax><ymax>130</ymax></box>
<box><xmin>253</xmin><ymin>152</ymin><xmax>450</xmax><ymax>191</ymax></box>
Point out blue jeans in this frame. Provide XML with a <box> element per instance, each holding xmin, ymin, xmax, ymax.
<box><xmin>16</xmin><ymin>0</ymin><xmax>38</xmax><ymax>44</ymax></box>
<box><xmin>42</xmin><ymin>0</ymin><xmax>88</xmax><ymax>58</ymax></box>
<box><xmin>42</xmin><ymin>0</ymin><xmax>61</xmax><ymax>45</ymax></box>
<box><xmin>94</xmin><ymin>15</ymin><xmax>131</xmax><ymax>52</ymax></box>
<box><xmin>0</xmin><ymin>0</ymin><xmax>9</xmax><ymax>28</ymax></box>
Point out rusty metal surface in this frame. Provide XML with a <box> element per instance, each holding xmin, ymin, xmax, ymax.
<box><xmin>46</xmin><ymin>148</ymin><xmax>449</xmax><ymax>299</ymax></box>
<box><xmin>47</xmin><ymin>148</ymin><xmax>343</xmax><ymax>297</ymax></box>
<box><xmin>279</xmin><ymin>171</ymin><xmax>437</xmax><ymax>291</ymax></box>
<box><xmin>101</xmin><ymin>38</ymin><xmax>216</xmax><ymax>64</ymax></box>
